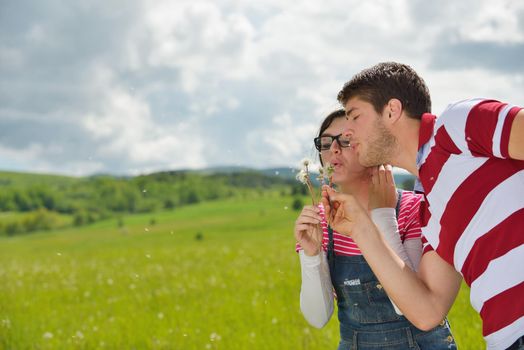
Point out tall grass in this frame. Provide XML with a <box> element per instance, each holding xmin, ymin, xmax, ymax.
<box><xmin>0</xmin><ymin>196</ymin><xmax>483</xmax><ymax>349</ymax></box>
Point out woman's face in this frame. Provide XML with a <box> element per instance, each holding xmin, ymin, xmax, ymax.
<box><xmin>319</xmin><ymin>117</ymin><xmax>366</xmax><ymax>184</ymax></box>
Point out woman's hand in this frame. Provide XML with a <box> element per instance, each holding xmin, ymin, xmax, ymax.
<box><xmin>321</xmin><ymin>186</ymin><xmax>369</xmax><ymax>237</ymax></box>
<box><xmin>368</xmin><ymin>164</ymin><xmax>397</xmax><ymax>210</ymax></box>
<box><xmin>294</xmin><ymin>206</ymin><xmax>323</xmax><ymax>256</ymax></box>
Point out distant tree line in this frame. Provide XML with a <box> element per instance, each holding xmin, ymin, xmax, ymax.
<box><xmin>0</xmin><ymin>170</ymin><xmax>295</xmax><ymax>236</ymax></box>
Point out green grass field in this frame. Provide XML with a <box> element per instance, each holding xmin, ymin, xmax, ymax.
<box><xmin>0</xmin><ymin>195</ymin><xmax>483</xmax><ymax>349</ymax></box>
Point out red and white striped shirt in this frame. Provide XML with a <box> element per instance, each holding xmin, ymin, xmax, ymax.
<box><xmin>296</xmin><ymin>190</ymin><xmax>423</xmax><ymax>256</ymax></box>
<box><xmin>417</xmin><ymin>98</ymin><xmax>524</xmax><ymax>350</ymax></box>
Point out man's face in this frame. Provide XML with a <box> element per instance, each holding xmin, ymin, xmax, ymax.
<box><xmin>343</xmin><ymin>97</ymin><xmax>398</xmax><ymax>167</ymax></box>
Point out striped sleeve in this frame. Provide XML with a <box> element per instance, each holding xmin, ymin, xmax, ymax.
<box><xmin>398</xmin><ymin>191</ymin><xmax>423</xmax><ymax>242</ymax></box>
<box><xmin>439</xmin><ymin>98</ymin><xmax>523</xmax><ymax>159</ymax></box>
<box><xmin>421</xmin><ymin>235</ymin><xmax>434</xmax><ymax>254</ymax></box>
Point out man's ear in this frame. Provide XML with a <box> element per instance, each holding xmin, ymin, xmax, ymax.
<box><xmin>385</xmin><ymin>98</ymin><xmax>403</xmax><ymax>124</ymax></box>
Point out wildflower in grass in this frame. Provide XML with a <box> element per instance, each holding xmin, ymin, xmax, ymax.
<box><xmin>74</xmin><ymin>331</ymin><xmax>84</xmax><ymax>339</ymax></box>
<box><xmin>1</xmin><ymin>318</ymin><xmax>11</xmax><ymax>329</ymax></box>
<box><xmin>43</xmin><ymin>332</ymin><xmax>53</xmax><ymax>339</ymax></box>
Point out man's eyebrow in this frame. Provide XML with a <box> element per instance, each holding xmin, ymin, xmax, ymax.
<box><xmin>345</xmin><ymin>107</ymin><xmax>357</xmax><ymax>117</ymax></box>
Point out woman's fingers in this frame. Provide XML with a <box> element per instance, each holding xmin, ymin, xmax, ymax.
<box><xmin>385</xmin><ymin>164</ymin><xmax>395</xmax><ymax>185</ymax></box>
<box><xmin>296</xmin><ymin>215</ymin><xmax>320</xmax><ymax>225</ymax></box>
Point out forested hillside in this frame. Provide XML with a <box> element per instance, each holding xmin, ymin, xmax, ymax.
<box><xmin>0</xmin><ymin>169</ymin><xmax>300</xmax><ymax>236</ymax></box>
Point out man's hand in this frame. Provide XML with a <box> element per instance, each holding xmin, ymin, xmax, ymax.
<box><xmin>321</xmin><ymin>185</ymin><xmax>369</xmax><ymax>237</ymax></box>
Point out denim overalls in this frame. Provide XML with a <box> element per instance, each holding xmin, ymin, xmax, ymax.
<box><xmin>327</xmin><ymin>205</ymin><xmax>457</xmax><ymax>349</ymax></box>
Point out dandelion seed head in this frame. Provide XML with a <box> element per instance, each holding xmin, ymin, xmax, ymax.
<box><xmin>295</xmin><ymin>169</ymin><xmax>308</xmax><ymax>184</ymax></box>
<box><xmin>325</xmin><ymin>163</ymin><xmax>335</xmax><ymax>177</ymax></box>
<box><xmin>301</xmin><ymin>158</ymin><xmax>311</xmax><ymax>167</ymax></box>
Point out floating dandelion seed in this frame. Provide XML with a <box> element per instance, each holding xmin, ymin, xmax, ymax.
<box><xmin>157</xmin><ymin>312</ymin><xmax>164</xmax><ymax>319</ymax></box>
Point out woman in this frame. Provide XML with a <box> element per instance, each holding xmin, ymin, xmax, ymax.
<box><xmin>294</xmin><ymin>109</ymin><xmax>456</xmax><ymax>349</ymax></box>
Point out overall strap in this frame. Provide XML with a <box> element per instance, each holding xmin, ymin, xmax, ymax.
<box><xmin>395</xmin><ymin>189</ymin><xmax>403</xmax><ymax>220</ymax></box>
<box><xmin>327</xmin><ymin>225</ymin><xmax>335</xmax><ymax>271</ymax></box>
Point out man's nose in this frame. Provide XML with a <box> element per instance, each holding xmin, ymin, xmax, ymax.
<box><xmin>342</xmin><ymin>129</ymin><xmax>353</xmax><ymax>138</ymax></box>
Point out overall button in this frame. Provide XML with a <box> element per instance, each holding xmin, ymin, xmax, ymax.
<box><xmin>376</xmin><ymin>283</ymin><xmax>383</xmax><ymax>290</ymax></box>
<box><xmin>440</xmin><ymin>320</ymin><xmax>446</xmax><ymax>326</ymax></box>
<box><xmin>446</xmin><ymin>335</ymin><xmax>454</xmax><ymax>342</ymax></box>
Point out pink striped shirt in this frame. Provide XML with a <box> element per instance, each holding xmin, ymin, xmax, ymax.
<box><xmin>296</xmin><ymin>190</ymin><xmax>423</xmax><ymax>256</ymax></box>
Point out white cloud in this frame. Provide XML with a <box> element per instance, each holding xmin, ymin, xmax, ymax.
<box><xmin>0</xmin><ymin>0</ymin><xmax>523</xmax><ymax>175</ymax></box>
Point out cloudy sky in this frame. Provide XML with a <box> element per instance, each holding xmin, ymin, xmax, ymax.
<box><xmin>1</xmin><ymin>0</ymin><xmax>523</xmax><ymax>176</ymax></box>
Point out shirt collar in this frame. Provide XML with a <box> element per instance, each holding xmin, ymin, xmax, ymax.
<box><xmin>418</xmin><ymin>113</ymin><xmax>437</xmax><ymax>149</ymax></box>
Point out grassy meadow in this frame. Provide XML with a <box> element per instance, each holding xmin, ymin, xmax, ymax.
<box><xmin>0</xmin><ymin>194</ymin><xmax>483</xmax><ymax>349</ymax></box>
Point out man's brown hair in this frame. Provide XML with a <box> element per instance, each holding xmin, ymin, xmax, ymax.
<box><xmin>337</xmin><ymin>62</ymin><xmax>431</xmax><ymax>119</ymax></box>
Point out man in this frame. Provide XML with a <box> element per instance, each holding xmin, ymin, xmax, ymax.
<box><xmin>322</xmin><ymin>62</ymin><xmax>524</xmax><ymax>350</ymax></box>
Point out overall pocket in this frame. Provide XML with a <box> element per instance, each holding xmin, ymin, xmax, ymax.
<box><xmin>337</xmin><ymin>279</ymin><xmax>402</xmax><ymax>324</ymax></box>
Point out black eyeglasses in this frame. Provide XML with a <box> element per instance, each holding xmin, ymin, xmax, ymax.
<box><xmin>314</xmin><ymin>133</ymin><xmax>351</xmax><ymax>151</ymax></box>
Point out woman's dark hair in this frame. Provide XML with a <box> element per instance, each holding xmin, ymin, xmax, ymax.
<box><xmin>316</xmin><ymin>109</ymin><xmax>346</xmax><ymax>166</ymax></box>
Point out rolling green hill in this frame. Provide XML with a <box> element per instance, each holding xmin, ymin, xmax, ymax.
<box><xmin>0</xmin><ymin>195</ymin><xmax>483</xmax><ymax>349</ymax></box>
